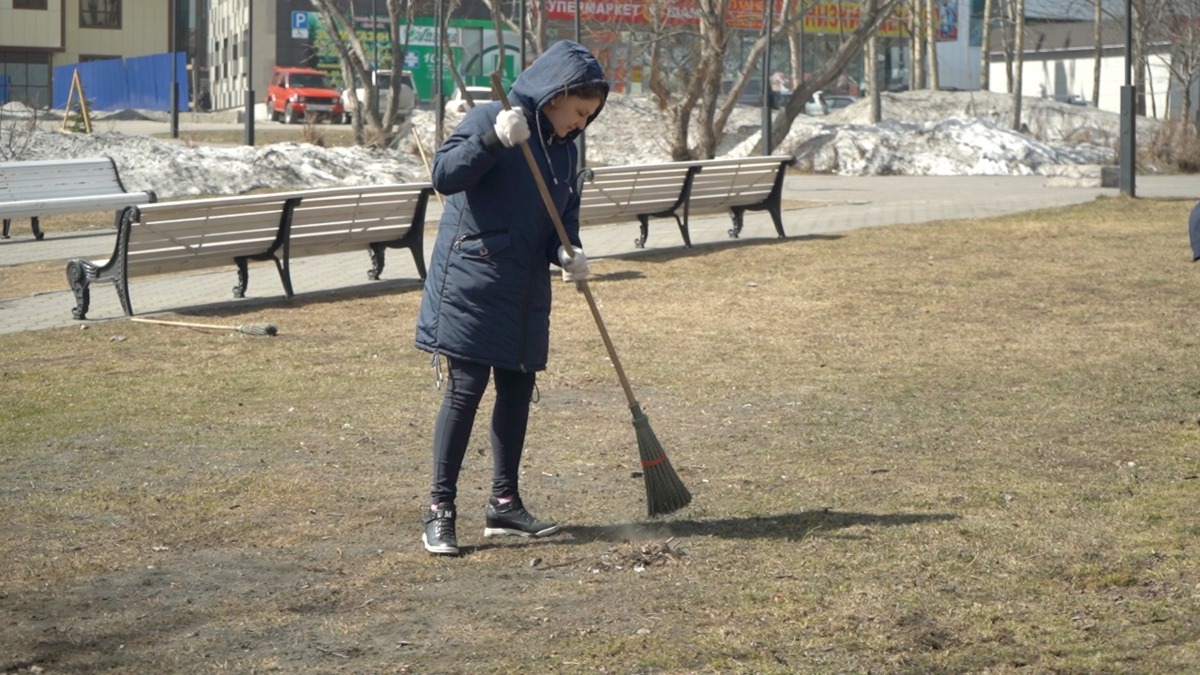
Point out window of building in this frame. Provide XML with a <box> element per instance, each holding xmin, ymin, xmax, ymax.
<box><xmin>80</xmin><ymin>0</ymin><xmax>121</xmax><ymax>29</ymax></box>
<box><xmin>0</xmin><ymin>51</ymin><xmax>52</xmax><ymax>108</ymax></box>
<box><xmin>14</xmin><ymin>0</ymin><xmax>49</xmax><ymax>9</ymax></box>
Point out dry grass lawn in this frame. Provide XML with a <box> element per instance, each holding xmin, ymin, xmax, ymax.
<box><xmin>2</xmin><ymin>196</ymin><xmax>1199</xmax><ymax>673</ymax></box>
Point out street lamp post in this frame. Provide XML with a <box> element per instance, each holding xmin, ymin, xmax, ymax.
<box><xmin>372</xmin><ymin>0</ymin><xmax>379</xmax><ymax>119</ymax></box>
<box><xmin>244</xmin><ymin>0</ymin><xmax>255</xmax><ymax>146</ymax></box>
<box><xmin>575</xmin><ymin>0</ymin><xmax>586</xmax><ymax>168</ymax></box>
<box><xmin>761</xmin><ymin>0</ymin><xmax>773</xmax><ymax>156</ymax></box>
<box><xmin>1119</xmin><ymin>0</ymin><xmax>1136</xmax><ymax>196</ymax></box>
<box><xmin>170</xmin><ymin>0</ymin><xmax>179</xmax><ymax>138</ymax></box>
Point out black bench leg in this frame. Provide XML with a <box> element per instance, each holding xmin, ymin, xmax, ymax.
<box><xmin>728</xmin><ymin>208</ymin><xmax>746</xmax><ymax>239</ymax></box>
<box><xmin>635</xmin><ymin>215</ymin><xmax>650</xmax><ymax>249</ymax></box>
<box><xmin>2</xmin><ymin>218</ymin><xmax>9</xmax><ymax>239</ymax></box>
<box><xmin>674</xmin><ymin>213</ymin><xmax>692</xmax><ymax>248</ymax></box>
<box><xmin>31</xmin><ymin>217</ymin><xmax>43</xmax><ymax>241</ymax></box>
<box><xmin>233</xmin><ymin>257</ymin><xmax>250</xmax><ymax>298</ymax></box>
<box><xmin>410</xmin><ymin>239</ymin><xmax>427</xmax><ymax>281</ymax></box>
<box><xmin>274</xmin><ymin>256</ymin><xmax>295</xmax><ymax>299</ymax></box>
<box><xmin>114</xmin><ymin>269</ymin><xmax>134</xmax><ymax>316</ymax></box>
<box><xmin>66</xmin><ymin>259</ymin><xmax>93</xmax><ymax>320</ymax></box>
<box><xmin>768</xmin><ymin>204</ymin><xmax>786</xmax><ymax>239</ymax></box>
<box><xmin>368</xmin><ymin>244</ymin><xmax>386</xmax><ymax>280</ymax></box>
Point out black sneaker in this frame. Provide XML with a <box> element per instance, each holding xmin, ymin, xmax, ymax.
<box><xmin>422</xmin><ymin>503</ymin><xmax>459</xmax><ymax>555</ymax></box>
<box><xmin>483</xmin><ymin>497</ymin><xmax>560</xmax><ymax>538</ymax></box>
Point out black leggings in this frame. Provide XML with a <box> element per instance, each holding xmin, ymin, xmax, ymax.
<box><xmin>429</xmin><ymin>358</ymin><xmax>536</xmax><ymax>506</ymax></box>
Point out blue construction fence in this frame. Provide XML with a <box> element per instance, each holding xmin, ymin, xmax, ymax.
<box><xmin>53</xmin><ymin>52</ymin><xmax>188</xmax><ymax>111</ymax></box>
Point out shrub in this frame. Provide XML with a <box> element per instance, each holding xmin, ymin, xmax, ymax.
<box><xmin>1144</xmin><ymin>119</ymin><xmax>1200</xmax><ymax>172</ymax></box>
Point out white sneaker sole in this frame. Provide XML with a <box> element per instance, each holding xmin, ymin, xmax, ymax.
<box><xmin>422</xmin><ymin>532</ymin><xmax>459</xmax><ymax>555</ymax></box>
<box><xmin>483</xmin><ymin>524</ymin><xmax>560</xmax><ymax>538</ymax></box>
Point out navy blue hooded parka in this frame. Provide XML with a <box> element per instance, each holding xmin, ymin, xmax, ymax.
<box><xmin>415</xmin><ymin>41</ymin><xmax>608</xmax><ymax>372</ymax></box>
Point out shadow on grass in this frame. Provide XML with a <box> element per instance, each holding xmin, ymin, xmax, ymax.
<box><xmin>604</xmin><ymin>232</ymin><xmax>844</xmax><ymax>264</ymax></box>
<box><xmin>156</xmin><ymin>275</ymin><xmax>425</xmax><ymax>321</ymax></box>
<box><xmin>560</xmin><ymin>509</ymin><xmax>959</xmax><ymax>544</ymax></box>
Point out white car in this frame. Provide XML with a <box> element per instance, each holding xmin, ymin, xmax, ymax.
<box><xmin>444</xmin><ymin>85</ymin><xmax>495</xmax><ymax>115</ymax></box>
<box><xmin>343</xmin><ymin>70</ymin><xmax>416</xmax><ymax>124</ymax></box>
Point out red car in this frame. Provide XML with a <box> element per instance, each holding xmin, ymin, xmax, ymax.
<box><xmin>266</xmin><ymin>66</ymin><xmax>345</xmax><ymax>124</ymax></box>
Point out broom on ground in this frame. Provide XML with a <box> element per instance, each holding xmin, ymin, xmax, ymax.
<box><xmin>490</xmin><ymin>74</ymin><xmax>691</xmax><ymax>517</ymax></box>
<box><xmin>131</xmin><ymin>317</ymin><xmax>278</xmax><ymax>336</ymax></box>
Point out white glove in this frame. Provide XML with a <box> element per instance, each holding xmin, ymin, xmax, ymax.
<box><xmin>494</xmin><ymin>107</ymin><xmax>530</xmax><ymax>147</ymax></box>
<box><xmin>558</xmin><ymin>245</ymin><xmax>590</xmax><ymax>282</ymax></box>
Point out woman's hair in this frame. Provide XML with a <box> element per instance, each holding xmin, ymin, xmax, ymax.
<box><xmin>566</xmin><ymin>82</ymin><xmax>608</xmax><ymax>101</ymax></box>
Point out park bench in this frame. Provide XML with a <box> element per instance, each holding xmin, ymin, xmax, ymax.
<box><xmin>683</xmin><ymin>155</ymin><xmax>795</xmax><ymax>241</ymax></box>
<box><xmin>65</xmin><ymin>182</ymin><xmax>434</xmax><ymax>320</ymax></box>
<box><xmin>576</xmin><ymin>154</ymin><xmax>794</xmax><ymax>248</ymax></box>
<box><xmin>577</xmin><ymin>161</ymin><xmax>700</xmax><ymax>248</ymax></box>
<box><xmin>285</xmin><ymin>182</ymin><xmax>432</xmax><ymax>282</ymax></box>
<box><xmin>0</xmin><ymin>156</ymin><xmax>156</xmax><ymax>240</ymax></box>
<box><xmin>66</xmin><ymin>193</ymin><xmax>302</xmax><ymax>320</ymax></box>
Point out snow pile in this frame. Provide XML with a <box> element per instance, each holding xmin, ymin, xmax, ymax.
<box><xmin>0</xmin><ymin>90</ymin><xmax>1148</xmax><ymax>197</ymax></box>
<box><xmin>786</xmin><ymin>117</ymin><xmax>1115</xmax><ymax>176</ymax></box>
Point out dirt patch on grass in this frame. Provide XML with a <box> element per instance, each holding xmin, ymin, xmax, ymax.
<box><xmin>3</xmin><ymin>197</ymin><xmax>1200</xmax><ymax>673</ymax></box>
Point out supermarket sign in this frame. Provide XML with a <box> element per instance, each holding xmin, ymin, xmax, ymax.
<box><xmin>543</xmin><ymin>0</ymin><xmax>908</xmax><ymax>34</ymax></box>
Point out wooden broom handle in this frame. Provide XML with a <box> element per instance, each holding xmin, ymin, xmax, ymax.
<box><xmin>489</xmin><ymin>73</ymin><xmax>638</xmax><ymax>408</ymax></box>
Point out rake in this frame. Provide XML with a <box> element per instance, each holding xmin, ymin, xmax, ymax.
<box><xmin>490</xmin><ymin>74</ymin><xmax>691</xmax><ymax>517</ymax></box>
<box><xmin>130</xmin><ymin>317</ymin><xmax>278</xmax><ymax>336</ymax></box>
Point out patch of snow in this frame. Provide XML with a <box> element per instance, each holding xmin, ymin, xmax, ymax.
<box><xmin>0</xmin><ymin>90</ymin><xmax>1153</xmax><ymax>198</ymax></box>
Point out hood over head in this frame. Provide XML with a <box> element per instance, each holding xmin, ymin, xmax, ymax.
<box><xmin>510</xmin><ymin>40</ymin><xmax>609</xmax><ymax>143</ymax></box>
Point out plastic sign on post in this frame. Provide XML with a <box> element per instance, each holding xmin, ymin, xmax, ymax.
<box><xmin>292</xmin><ymin>11</ymin><xmax>309</xmax><ymax>39</ymax></box>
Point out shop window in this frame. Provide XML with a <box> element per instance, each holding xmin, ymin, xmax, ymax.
<box><xmin>0</xmin><ymin>51</ymin><xmax>51</xmax><ymax>108</ymax></box>
<box><xmin>81</xmin><ymin>0</ymin><xmax>121</xmax><ymax>29</ymax></box>
<box><xmin>14</xmin><ymin>1</ymin><xmax>49</xmax><ymax>9</ymax></box>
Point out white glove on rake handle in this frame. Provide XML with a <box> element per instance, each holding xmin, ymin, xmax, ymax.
<box><xmin>494</xmin><ymin>108</ymin><xmax>530</xmax><ymax>147</ymax></box>
<box><xmin>558</xmin><ymin>245</ymin><xmax>590</xmax><ymax>282</ymax></box>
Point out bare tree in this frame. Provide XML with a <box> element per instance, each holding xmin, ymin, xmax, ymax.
<box><xmin>311</xmin><ymin>0</ymin><xmax>412</xmax><ymax>149</ymax></box>
<box><xmin>1011</xmin><ymin>0</ymin><xmax>1026</xmax><ymax>130</ymax></box>
<box><xmin>867</xmin><ymin>0</ymin><xmax>883</xmax><ymax>122</ymax></box>
<box><xmin>1001</xmin><ymin>0</ymin><xmax>1016</xmax><ymax>92</ymax></box>
<box><xmin>1144</xmin><ymin>0</ymin><xmax>1200</xmax><ymax>126</ymax></box>
<box><xmin>926</xmin><ymin>0</ymin><xmax>940</xmax><ymax>90</ymax></box>
<box><xmin>770</xmin><ymin>0</ymin><xmax>906</xmax><ymax>149</ymax></box>
<box><xmin>910</xmin><ymin>0</ymin><xmax>925</xmax><ymax>89</ymax></box>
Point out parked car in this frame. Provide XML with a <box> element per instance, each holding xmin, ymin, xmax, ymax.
<box><xmin>444</xmin><ymin>85</ymin><xmax>495</xmax><ymax>115</ymax></box>
<box><xmin>802</xmin><ymin>91</ymin><xmax>829</xmax><ymax>116</ymax></box>
<box><xmin>343</xmin><ymin>70</ymin><xmax>417</xmax><ymax>124</ymax></box>
<box><xmin>824</xmin><ymin>94</ymin><xmax>858</xmax><ymax>111</ymax></box>
<box><xmin>266</xmin><ymin>66</ymin><xmax>345</xmax><ymax>125</ymax></box>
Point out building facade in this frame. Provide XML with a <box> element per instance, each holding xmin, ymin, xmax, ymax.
<box><xmin>0</xmin><ymin>1</ymin><xmax>185</xmax><ymax>107</ymax></box>
<box><xmin>985</xmin><ymin>21</ymin><xmax>1198</xmax><ymax>122</ymax></box>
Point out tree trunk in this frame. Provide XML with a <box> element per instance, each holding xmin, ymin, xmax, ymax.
<box><xmin>1003</xmin><ymin>0</ymin><xmax>1015</xmax><ymax>93</ymax></box>
<box><xmin>911</xmin><ymin>0</ymin><xmax>925</xmax><ymax>89</ymax></box>
<box><xmin>867</xmin><ymin>0</ymin><xmax>881</xmax><ymax>122</ymax></box>
<box><xmin>789</xmin><ymin>2</ymin><xmax>803</xmax><ymax>87</ymax></box>
<box><xmin>926</xmin><ymin>0</ymin><xmax>940</xmax><ymax>91</ymax></box>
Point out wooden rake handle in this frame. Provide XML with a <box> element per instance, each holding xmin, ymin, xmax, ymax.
<box><xmin>489</xmin><ymin>73</ymin><xmax>639</xmax><ymax>409</ymax></box>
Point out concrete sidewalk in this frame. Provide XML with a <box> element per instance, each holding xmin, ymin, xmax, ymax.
<box><xmin>2</xmin><ymin>174</ymin><xmax>1196</xmax><ymax>335</ymax></box>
